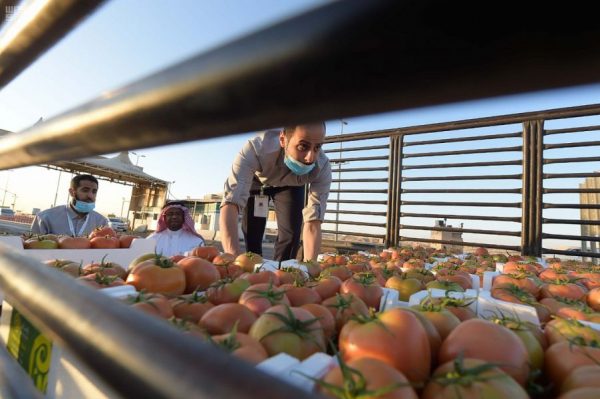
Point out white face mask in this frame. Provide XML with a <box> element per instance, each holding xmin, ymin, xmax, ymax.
<box><xmin>284</xmin><ymin>153</ymin><xmax>315</xmax><ymax>175</ymax></box>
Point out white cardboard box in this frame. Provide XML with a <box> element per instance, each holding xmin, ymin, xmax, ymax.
<box><xmin>409</xmin><ymin>289</ymin><xmax>478</xmax><ymax>313</ymax></box>
<box><xmin>477</xmin><ymin>290</ymin><xmax>539</xmax><ymax>325</ymax></box>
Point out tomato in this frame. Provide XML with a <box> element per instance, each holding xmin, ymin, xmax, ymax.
<box><xmin>128</xmin><ymin>292</ymin><xmax>173</xmax><ymax>319</ymax></box>
<box><xmin>44</xmin><ymin>259</ymin><xmax>82</xmax><ymax>277</ymax></box>
<box><xmin>190</xmin><ymin>245</ymin><xmax>220</xmax><ymax>261</ymax></box>
<box><xmin>401</xmin><ymin>307</ymin><xmax>442</xmax><ymax>368</ymax></box>
<box><xmin>422</xmin><ymin>358</ymin><xmax>529</xmax><ymax>399</ymax></box>
<box><xmin>239</xmin><ymin>270</ymin><xmax>280</xmax><ymax>286</ymax></box>
<box><xmin>77</xmin><ymin>273</ymin><xmax>125</xmax><ymax>289</ymax></box>
<box><xmin>385</xmin><ymin>276</ymin><xmax>423</xmax><ymax>301</ymax></box>
<box><xmin>169</xmin><ymin>318</ymin><xmax>207</xmax><ymax>339</ymax></box>
<box><xmin>491</xmin><ymin>283</ymin><xmax>537</xmax><ymax>305</ymax></box>
<box><xmin>118</xmin><ymin>234</ymin><xmax>136</xmax><ymax>248</ymax></box>
<box><xmin>541</xmin><ymin>282</ymin><xmax>587</xmax><ymax>300</ymax></box>
<box><xmin>561</xmin><ymin>365</ymin><xmax>600</xmax><ymax>394</ymax></box>
<box><xmin>273</xmin><ymin>267</ymin><xmax>306</xmax><ymax>285</ymax></box>
<box><xmin>128</xmin><ymin>252</ymin><xmax>166</xmax><ymax>272</ymax></box>
<box><xmin>489</xmin><ymin>317</ymin><xmax>544</xmax><ymax>371</ymax></box>
<box><xmin>436</xmin><ymin>273</ymin><xmax>472</xmax><ymax>290</ymax></box>
<box><xmin>586</xmin><ymin>287</ymin><xmax>600</xmax><ymax>311</ymax></box>
<box><xmin>340</xmin><ymin>273</ymin><xmax>383</xmax><ymax>310</ymax></box>
<box><xmin>280</xmin><ymin>284</ymin><xmax>321</xmax><ymax>306</ymax></box>
<box><xmin>318</xmin><ymin>357</ymin><xmax>418</xmax><ymax>399</ymax></box>
<box><xmin>439</xmin><ymin>319</ymin><xmax>530</xmax><ymax>385</ymax></box>
<box><xmin>545</xmin><ymin>342</ymin><xmax>600</xmax><ymax>388</ymax></box>
<box><xmin>300</xmin><ymin>303</ymin><xmax>336</xmax><ymax>340</ymax></box>
<box><xmin>177</xmin><ymin>256</ymin><xmax>220</xmax><ymax>293</ymax></box>
<box><xmin>545</xmin><ymin>318</ymin><xmax>600</xmax><ymax>347</ymax></box>
<box><xmin>89</xmin><ymin>226</ymin><xmax>117</xmax><ymax>239</ymax></box>
<box><xmin>205</xmin><ymin>278</ymin><xmax>250</xmax><ymax>304</ymax></box>
<box><xmin>308</xmin><ymin>276</ymin><xmax>342</xmax><ymax>300</ymax></box>
<box><xmin>412</xmin><ymin>307</ymin><xmax>460</xmax><ymax>341</ymax></box>
<box><xmin>493</xmin><ymin>273</ymin><xmax>541</xmax><ymax>298</ymax></box>
<box><xmin>339</xmin><ymin>307</ymin><xmax>430</xmax><ymax>383</ymax></box>
<box><xmin>210</xmin><ymin>332</ymin><xmax>268</xmax><ymax>364</ymax></box>
<box><xmin>214</xmin><ymin>263</ymin><xmax>244</xmax><ymax>279</ymax></box>
<box><xmin>320</xmin><ymin>265</ymin><xmax>352</xmax><ymax>281</ymax></box>
<box><xmin>425</xmin><ymin>280</ymin><xmax>464</xmax><ymax>292</ymax></box>
<box><xmin>404</xmin><ymin>268</ymin><xmax>435</xmax><ymax>284</ymax></box>
<box><xmin>322</xmin><ymin>293</ymin><xmax>370</xmax><ymax>333</ymax></box>
<box><xmin>90</xmin><ymin>235</ymin><xmax>120</xmax><ymax>249</ymax></box>
<box><xmin>199</xmin><ymin>303</ymin><xmax>257</xmax><ymax>334</ymax></box>
<box><xmin>126</xmin><ymin>256</ymin><xmax>185</xmax><ymax>295</ymax></box>
<box><xmin>249</xmin><ymin>304</ymin><xmax>325</xmax><ymax>360</ymax></box>
<box><xmin>212</xmin><ymin>252</ymin><xmax>235</xmax><ymax>266</ymax></box>
<box><xmin>170</xmin><ymin>291</ymin><xmax>214</xmax><ymax>322</ymax></box>
<box><xmin>58</xmin><ymin>236</ymin><xmax>91</xmax><ymax>249</ymax></box>
<box><xmin>82</xmin><ymin>256</ymin><xmax>127</xmax><ymax>279</ymax></box>
<box><xmin>238</xmin><ymin>283</ymin><xmax>290</xmax><ymax>315</ymax></box>
<box><xmin>234</xmin><ymin>252</ymin><xmax>263</xmax><ymax>273</ymax></box>
<box><xmin>24</xmin><ymin>237</ymin><xmax>58</xmax><ymax>249</ymax></box>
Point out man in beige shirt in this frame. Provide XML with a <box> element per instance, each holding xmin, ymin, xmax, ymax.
<box><xmin>220</xmin><ymin>123</ymin><xmax>331</xmax><ymax>261</ymax></box>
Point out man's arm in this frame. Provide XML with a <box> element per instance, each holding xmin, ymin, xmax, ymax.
<box><xmin>219</xmin><ymin>203</ymin><xmax>242</xmax><ymax>256</ymax></box>
<box><xmin>302</xmin><ymin>220</ymin><xmax>322</xmax><ymax>261</ymax></box>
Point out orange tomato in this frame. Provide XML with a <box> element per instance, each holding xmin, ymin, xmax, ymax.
<box><xmin>210</xmin><ymin>332</ymin><xmax>268</xmax><ymax>364</ymax></box>
<box><xmin>126</xmin><ymin>256</ymin><xmax>185</xmax><ymax>295</ymax></box>
<box><xmin>58</xmin><ymin>235</ymin><xmax>91</xmax><ymax>249</ymax></box>
<box><xmin>191</xmin><ymin>245</ymin><xmax>220</xmax><ymax>261</ymax></box>
<box><xmin>199</xmin><ymin>303</ymin><xmax>257</xmax><ymax>334</ymax></box>
<box><xmin>177</xmin><ymin>256</ymin><xmax>220</xmax><ymax>293</ymax></box>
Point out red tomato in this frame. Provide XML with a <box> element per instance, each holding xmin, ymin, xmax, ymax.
<box><xmin>546</xmin><ymin>342</ymin><xmax>600</xmax><ymax>388</ymax></box>
<box><xmin>77</xmin><ymin>273</ymin><xmax>125</xmax><ymax>289</ymax></box>
<box><xmin>238</xmin><ymin>283</ymin><xmax>290</xmax><ymax>315</ymax></box>
<box><xmin>170</xmin><ymin>292</ymin><xmax>214</xmax><ymax>322</ymax></box>
<box><xmin>439</xmin><ymin>319</ymin><xmax>530</xmax><ymax>385</ymax></box>
<box><xmin>190</xmin><ymin>245</ymin><xmax>220</xmax><ymax>261</ymax></box>
<box><xmin>58</xmin><ymin>236</ymin><xmax>91</xmax><ymax>249</ymax></box>
<box><xmin>177</xmin><ymin>256</ymin><xmax>220</xmax><ymax>293</ymax></box>
<box><xmin>340</xmin><ymin>273</ymin><xmax>383</xmax><ymax>310</ymax></box>
<box><xmin>422</xmin><ymin>358</ymin><xmax>529</xmax><ymax>399</ymax></box>
<box><xmin>321</xmin><ymin>293</ymin><xmax>369</xmax><ymax>332</ymax></box>
<box><xmin>205</xmin><ymin>278</ymin><xmax>250</xmax><ymax>305</ymax></box>
<box><xmin>89</xmin><ymin>226</ymin><xmax>117</xmax><ymax>239</ymax></box>
<box><xmin>561</xmin><ymin>365</ymin><xmax>600</xmax><ymax>393</ymax></box>
<box><xmin>339</xmin><ymin>307</ymin><xmax>430</xmax><ymax>383</ymax></box>
<box><xmin>280</xmin><ymin>284</ymin><xmax>321</xmax><ymax>306</ymax></box>
<box><xmin>128</xmin><ymin>292</ymin><xmax>173</xmax><ymax>319</ymax></box>
<box><xmin>249</xmin><ymin>304</ymin><xmax>325</xmax><ymax>360</ymax></box>
<box><xmin>238</xmin><ymin>270</ymin><xmax>280</xmax><ymax>286</ymax></box>
<box><xmin>319</xmin><ymin>357</ymin><xmax>418</xmax><ymax>399</ymax></box>
<box><xmin>586</xmin><ymin>287</ymin><xmax>600</xmax><ymax>311</ymax></box>
<box><xmin>300</xmin><ymin>303</ymin><xmax>336</xmax><ymax>340</ymax></box>
<box><xmin>210</xmin><ymin>332</ymin><xmax>268</xmax><ymax>364</ymax></box>
<box><xmin>199</xmin><ymin>303</ymin><xmax>256</xmax><ymax>334</ymax></box>
<box><xmin>126</xmin><ymin>256</ymin><xmax>185</xmax><ymax>295</ymax></box>
<box><xmin>308</xmin><ymin>276</ymin><xmax>342</xmax><ymax>300</ymax></box>
<box><xmin>118</xmin><ymin>234</ymin><xmax>136</xmax><ymax>248</ymax></box>
<box><xmin>90</xmin><ymin>235</ymin><xmax>120</xmax><ymax>249</ymax></box>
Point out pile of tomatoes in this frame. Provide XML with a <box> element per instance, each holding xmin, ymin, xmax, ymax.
<box><xmin>42</xmin><ymin>243</ymin><xmax>600</xmax><ymax>398</ymax></box>
<box><xmin>23</xmin><ymin>226</ymin><xmax>136</xmax><ymax>249</ymax></box>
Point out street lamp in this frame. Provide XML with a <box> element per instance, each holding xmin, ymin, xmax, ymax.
<box><xmin>120</xmin><ymin>197</ymin><xmax>130</xmax><ymax>218</ymax></box>
<box><xmin>335</xmin><ymin>120</ymin><xmax>348</xmax><ymax>242</ymax></box>
<box><xmin>131</xmin><ymin>151</ymin><xmax>146</xmax><ymax>166</ymax></box>
<box><xmin>1</xmin><ymin>170</ymin><xmax>13</xmax><ymax>207</ymax></box>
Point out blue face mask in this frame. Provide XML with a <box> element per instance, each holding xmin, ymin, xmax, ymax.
<box><xmin>73</xmin><ymin>200</ymin><xmax>95</xmax><ymax>213</ymax></box>
<box><xmin>284</xmin><ymin>154</ymin><xmax>316</xmax><ymax>175</ymax></box>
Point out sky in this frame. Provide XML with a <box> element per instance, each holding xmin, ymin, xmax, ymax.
<box><xmin>0</xmin><ymin>0</ymin><xmax>599</xmax><ymax>250</ymax></box>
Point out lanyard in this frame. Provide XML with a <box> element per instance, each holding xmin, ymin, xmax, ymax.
<box><xmin>66</xmin><ymin>205</ymin><xmax>90</xmax><ymax>236</ymax></box>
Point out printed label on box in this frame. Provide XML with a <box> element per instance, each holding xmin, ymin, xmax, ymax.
<box><xmin>6</xmin><ymin>308</ymin><xmax>53</xmax><ymax>393</ymax></box>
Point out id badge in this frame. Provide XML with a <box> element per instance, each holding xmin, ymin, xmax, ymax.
<box><xmin>253</xmin><ymin>195</ymin><xmax>268</xmax><ymax>218</ymax></box>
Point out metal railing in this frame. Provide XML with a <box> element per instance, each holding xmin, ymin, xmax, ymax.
<box><xmin>1</xmin><ymin>0</ymin><xmax>600</xmax><ymax>397</ymax></box>
<box><xmin>323</xmin><ymin>104</ymin><xmax>600</xmax><ymax>260</ymax></box>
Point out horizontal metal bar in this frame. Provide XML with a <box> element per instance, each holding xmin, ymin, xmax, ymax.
<box><xmin>544</xmin><ymin>172</ymin><xmax>600</xmax><ymax>179</ymax></box>
<box><xmin>544</xmin><ymin>124</ymin><xmax>600</xmax><ymax>135</ymax></box>
<box><xmin>329</xmin><ymin>166</ymin><xmax>388</xmax><ymax>173</ymax></box>
<box><xmin>544</xmin><ymin>218</ymin><xmax>600</xmax><ymax>226</ymax></box>
<box><xmin>0</xmin><ymin>346</ymin><xmax>44</xmax><ymax>399</ymax></box>
<box><xmin>544</xmin><ymin>188</ymin><xmax>600</xmax><ymax>194</ymax></box>
<box><xmin>544</xmin><ymin>155</ymin><xmax>600</xmax><ymax>164</ymax></box>
<box><xmin>324</xmin><ymin>219</ymin><xmax>387</xmax><ymax>227</ymax></box>
<box><xmin>326</xmin><ymin>210</ymin><xmax>387</xmax><ymax>216</ymax></box>
<box><xmin>0</xmin><ymin>245</ymin><xmax>316</xmax><ymax>399</ymax></box>
<box><xmin>402</xmin><ymin>174</ymin><xmax>522</xmax><ymax>181</ymax></box>
<box><xmin>322</xmin><ymin>230</ymin><xmax>385</xmax><ymax>239</ymax></box>
<box><xmin>404</xmin><ymin>131</ymin><xmax>522</xmax><ymax>147</ymax></box>
<box><xmin>329</xmin><ymin>189</ymin><xmax>388</xmax><ymax>194</ymax></box>
<box><xmin>402</xmin><ymin>188</ymin><xmax>522</xmax><ymax>194</ymax></box>
<box><xmin>543</xmin><ymin>233</ymin><xmax>600</xmax><ymax>242</ymax></box>
<box><xmin>329</xmin><ymin>155</ymin><xmax>388</xmax><ymax>163</ymax></box>
<box><xmin>399</xmin><ymin>236</ymin><xmax>521</xmax><ymax>251</ymax></box>
<box><xmin>401</xmin><ymin>200</ymin><xmax>522</xmax><ymax>208</ymax></box>
<box><xmin>325</xmin><ymin>103</ymin><xmax>600</xmax><ymax>143</ymax></box>
<box><xmin>327</xmin><ymin>199</ymin><xmax>387</xmax><ymax>205</ymax></box>
<box><xmin>403</xmin><ymin>159</ymin><xmax>521</xmax><ymax>170</ymax></box>
<box><xmin>324</xmin><ymin>144</ymin><xmax>389</xmax><ymax>153</ymax></box>
<box><xmin>544</xmin><ymin>140</ymin><xmax>600</xmax><ymax>150</ymax></box>
<box><xmin>401</xmin><ymin>212</ymin><xmax>521</xmax><ymax>223</ymax></box>
<box><xmin>400</xmin><ymin>224</ymin><xmax>521</xmax><ymax>237</ymax></box>
<box><xmin>0</xmin><ymin>0</ymin><xmax>106</xmax><ymax>90</ymax></box>
<box><xmin>542</xmin><ymin>248</ymin><xmax>600</xmax><ymax>258</ymax></box>
<box><xmin>331</xmin><ymin>178</ymin><xmax>388</xmax><ymax>183</ymax></box>
<box><xmin>544</xmin><ymin>203</ymin><xmax>600</xmax><ymax>209</ymax></box>
<box><xmin>403</xmin><ymin>145</ymin><xmax>523</xmax><ymax>159</ymax></box>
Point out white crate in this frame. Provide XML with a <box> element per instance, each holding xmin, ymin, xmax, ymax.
<box><xmin>477</xmin><ymin>290</ymin><xmax>539</xmax><ymax>326</ymax></box>
<box><xmin>409</xmin><ymin>288</ymin><xmax>478</xmax><ymax>313</ymax></box>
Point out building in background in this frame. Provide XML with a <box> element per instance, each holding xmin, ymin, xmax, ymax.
<box><xmin>430</xmin><ymin>219</ymin><xmax>463</xmax><ymax>253</ymax></box>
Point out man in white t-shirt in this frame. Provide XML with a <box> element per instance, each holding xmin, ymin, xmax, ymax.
<box><xmin>147</xmin><ymin>201</ymin><xmax>204</xmax><ymax>257</ymax></box>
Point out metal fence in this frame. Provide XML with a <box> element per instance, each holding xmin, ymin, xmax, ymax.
<box><xmin>323</xmin><ymin>104</ymin><xmax>600</xmax><ymax>260</ymax></box>
<box><xmin>2</xmin><ymin>0</ymin><xmax>600</xmax><ymax>397</ymax></box>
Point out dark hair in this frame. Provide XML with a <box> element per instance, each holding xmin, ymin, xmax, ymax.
<box><xmin>70</xmin><ymin>174</ymin><xmax>99</xmax><ymax>189</ymax></box>
<box><xmin>283</xmin><ymin>122</ymin><xmax>326</xmax><ymax>138</ymax></box>
<box><xmin>162</xmin><ymin>200</ymin><xmax>186</xmax><ymax>209</ymax></box>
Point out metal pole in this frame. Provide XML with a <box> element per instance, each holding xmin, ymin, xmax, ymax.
<box><xmin>52</xmin><ymin>170</ymin><xmax>62</xmax><ymax>207</ymax></box>
<box><xmin>1</xmin><ymin>173</ymin><xmax>9</xmax><ymax>207</ymax></box>
<box><xmin>334</xmin><ymin>120</ymin><xmax>347</xmax><ymax>242</ymax></box>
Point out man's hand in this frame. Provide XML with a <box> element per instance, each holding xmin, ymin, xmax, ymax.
<box><xmin>219</xmin><ymin>203</ymin><xmax>242</xmax><ymax>256</ymax></box>
<box><xmin>302</xmin><ymin>220</ymin><xmax>322</xmax><ymax>261</ymax></box>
